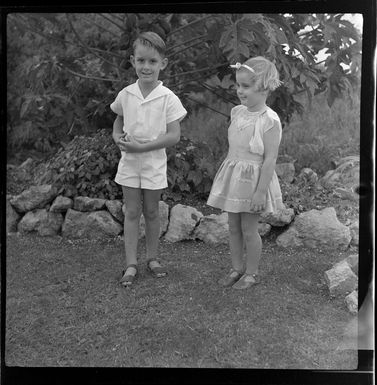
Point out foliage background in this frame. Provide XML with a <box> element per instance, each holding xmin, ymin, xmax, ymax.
<box><xmin>7</xmin><ymin>13</ymin><xmax>361</xmax><ymax>200</ymax></box>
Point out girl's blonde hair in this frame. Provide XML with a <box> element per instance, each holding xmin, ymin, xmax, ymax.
<box><xmin>243</xmin><ymin>56</ymin><xmax>282</xmax><ymax>91</ymax></box>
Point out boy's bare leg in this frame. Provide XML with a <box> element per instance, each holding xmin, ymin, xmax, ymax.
<box><xmin>143</xmin><ymin>189</ymin><xmax>162</xmax><ymax>264</ymax></box>
<box><xmin>122</xmin><ymin>186</ymin><xmax>142</xmax><ymax>269</ymax></box>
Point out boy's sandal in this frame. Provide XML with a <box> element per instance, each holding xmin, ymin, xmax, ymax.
<box><xmin>218</xmin><ymin>268</ymin><xmax>245</xmax><ymax>287</ymax></box>
<box><xmin>119</xmin><ymin>264</ymin><xmax>137</xmax><ymax>286</ymax></box>
<box><xmin>232</xmin><ymin>273</ymin><xmax>260</xmax><ymax>290</ymax></box>
<box><xmin>147</xmin><ymin>259</ymin><xmax>167</xmax><ymax>278</ymax></box>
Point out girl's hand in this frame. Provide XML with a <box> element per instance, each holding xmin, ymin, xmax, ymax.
<box><xmin>250</xmin><ymin>191</ymin><xmax>266</xmax><ymax>213</ymax></box>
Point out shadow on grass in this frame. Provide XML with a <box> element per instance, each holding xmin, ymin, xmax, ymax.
<box><xmin>5</xmin><ymin>233</ymin><xmax>357</xmax><ymax>368</ymax></box>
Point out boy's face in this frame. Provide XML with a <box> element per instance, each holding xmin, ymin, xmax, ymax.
<box><xmin>131</xmin><ymin>44</ymin><xmax>168</xmax><ymax>87</ymax></box>
<box><xmin>236</xmin><ymin>70</ymin><xmax>268</xmax><ymax>111</ymax></box>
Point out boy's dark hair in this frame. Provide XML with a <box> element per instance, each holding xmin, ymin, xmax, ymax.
<box><xmin>133</xmin><ymin>31</ymin><xmax>166</xmax><ymax>57</ymax></box>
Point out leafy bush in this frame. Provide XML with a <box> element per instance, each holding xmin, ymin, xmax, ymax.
<box><xmin>280</xmin><ymin>91</ymin><xmax>360</xmax><ymax>175</ymax></box>
<box><xmin>35</xmin><ymin>130</ymin><xmax>217</xmax><ymax>200</ymax></box>
<box><xmin>167</xmin><ymin>136</ymin><xmax>218</xmax><ymax>198</ymax></box>
<box><xmin>37</xmin><ymin>129</ymin><xmax>122</xmax><ymax>199</ymax></box>
<box><xmin>280</xmin><ymin>178</ymin><xmax>334</xmax><ymax>215</ymax></box>
<box><xmin>181</xmin><ymin>93</ymin><xmax>230</xmax><ymax>168</ymax></box>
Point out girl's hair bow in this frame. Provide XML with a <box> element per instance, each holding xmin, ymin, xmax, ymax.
<box><xmin>230</xmin><ymin>62</ymin><xmax>255</xmax><ymax>73</ymax></box>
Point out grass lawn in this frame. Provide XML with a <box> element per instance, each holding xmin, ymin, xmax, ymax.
<box><xmin>5</xmin><ymin>232</ymin><xmax>357</xmax><ymax>369</ymax></box>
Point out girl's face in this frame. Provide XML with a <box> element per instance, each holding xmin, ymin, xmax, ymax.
<box><xmin>236</xmin><ymin>70</ymin><xmax>268</xmax><ymax>111</ymax></box>
<box><xmin>131</xmin><ymin>44</ymin><xmax>168</xmax><ymax>88</ymax></box>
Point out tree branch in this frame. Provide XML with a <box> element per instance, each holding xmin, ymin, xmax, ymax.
<box><xmin>80</xmin><ymin>14</ymin><xmax>120</xmax><ymax>38</ymax></box>
<box><xmin>167</xmin><ymin>38</ymin><xmax>209</xmax><ymax>59</ymax></box>
<box><xmin>200</xmin><ymin>82</ymin><xmax>238</xmax><ymax>105</ymax></box>
<box><xmin>10</xmin><ymin>14</ymin><xmax>125</xmax><ymax>60</ymax></box>
<box><xmin>167</xmin><ymin>73</ymin><xmax>217</xmax><ymax>89</ymax></box>
<box><xmin>59</xmin><ymin>64</ymin><xmax>120</xmax><ymax>83</ymax></box>
<box><xmin>167</xmin><ymin>34</ymin><xmax>208</xmax><ymax>53</ymax></box>
<box><xmin>109</xmin><ymin>13</ymin><xmax>125</xmax><ymax>23</ymax></box>
<box><xmin>185</xmin><ymin>96</ymin><xmax>230</xmax><ymax>117</ymax></box>
<box><xmin>165</xmin><ymin>62</ymin><xmax>228</xmax><ymax>81</ymax></box>
<box><xmin>97</xmin><ymin>13</ymin><xmax>126</xmax><ymax>32</ymax></box>
<box><xmin>66</xmin><ymin>14</ymin><xmax>119</xmax><ymax>70</ymax></box>
<box><xmin>167</xmin><ymin>14</ymin><xmax>213</xmax><ymax>37</ymax></box>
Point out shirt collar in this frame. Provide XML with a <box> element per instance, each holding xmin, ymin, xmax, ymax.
<box><xmin>127</xmin><ymin>80</ymin><xmax>169</xmax><ymax>103</ymax></box>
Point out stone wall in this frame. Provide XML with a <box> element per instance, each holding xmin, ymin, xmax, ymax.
<box><xmin>7</xmin><ymin>185</ymin><xmax>295</xmax><ymax>243</ymax></box>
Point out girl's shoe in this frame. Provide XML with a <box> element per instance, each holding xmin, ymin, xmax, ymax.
<box><xmin>232</xmin><ymin>273</ymin><xmax>260</xmax><ymax>290</ymax></box>
<box><xmin>218</xmin><ymin>268</ymin><xmax>245</xmax><ymax>287</ymax></box>
<box><xmin>147</xmin><ymin>259</ymin><xmax>167</xmax><ymax>278</ymax></box>
<box><xmin>119</xmin><ymin>264</ymin><xmax>137</xmax><ymax>286</ymax></box>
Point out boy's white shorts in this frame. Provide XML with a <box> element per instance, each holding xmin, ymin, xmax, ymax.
<box><xmin>115</xmin><ymin>150</ymin><xmax>168</xmax><ymax>190</ymax></box>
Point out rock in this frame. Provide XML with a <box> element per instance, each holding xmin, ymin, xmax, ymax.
<box><xmin>345</xmin><ymin>254</ymin><xmax>358</xmax><ymax>275</ymax></box>
<box><xmin>6</xmin><ymin>199</ymin><xmax>21</xmax><ymax>233</ymax></box>
<box><xmin>19</xmin><ymin>157</ymin><xmax>34</xmax><ymax>169</ymax></box>
<box><xmin>260</xmin><ymin>207</ymin><xmax>295</xmax><ymax>227</ymax></box>
<box><xmin>73</xmin><ymin>196</ymin><xmax>107</xmax><ymax>212</ymax></box>
<box><xmin>320</xmin><ymin>155</ymin><xmax>359</xmax><ymax>190</ymax></box>
<box><xmin>275</xmin><ymin>227</ymin><xmax>303</xmax><ymax>248</ymax></box>
<box><xmin>324</xmin><ymin>261</ymin><xmax>358</xmax><ymax>297</ymax></box>
<box><xmin>193</xmin><ymin>213</ymin><xmax>271</xmax><ymax>244</ymax></box>
<box><xmin>276</xmin><ymin>207</ymin><xmax>351</xmax><ymax>250</ymax></box>
<box><xmin>349</xmin><ymin>220</ymin><xmax>359</xmax><ymax>246</ymax></box>
<box><xmin>10</xmin><ymin>185</ymin><xmax>58</xmax><ymax>213</ymax></box>
<box><xmin>139</xmin><ymin>201</ymin><xmax>169</xmax><ymax>239</ymax></box>
<box><xmin>193</xmin><ymin>212</ymin><xmax>229</xmax><ymax>244</ymax></box>
<box><xmin>18</xmin><ymin>209</ymin><xmax>64</xmax><ymax>236</ymax></box>
<box><xmin>106</xmin><ymin>200</ymin><xmax>124</xmax><ymax>223</ymax></box>
<box><xmin>62</xmin><ymin>209</ymin><xmax>122</xmax><ymax>239</ymax></box>
<box><xmin>333</xmin><ymin>187</ymin><xmax>358</xmax><ymax>201</ymax></box>
<box><xmin>345</xmin><ymin>290</ymin><xmax>358</xmax><ymax>315</ymax></box>
<box><xmin>50</xmin><ymin>196</ymin><xmax>73</xmax><ymax>213</ymax></box>
<box><xmin>258</xmin><ymin>222</ymin><xmax>272</xmax><ymax>237</ymax></box>
<box><xmin>297</xmin><ymin>167</ymin><xmax>318</xmax><ymax>184</ymax></box>
<box><xmin>164</xmin><ymin>204</ymin><xmax>203</xmax><ymax>242</ymax></box>
<box><xmin>275</xmin><ymin>162</ymin><xmax>295</xmax><ymax>183</ymax></box>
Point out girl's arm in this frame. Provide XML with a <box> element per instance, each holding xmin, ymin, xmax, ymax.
<box><xmin>121</xmin><ymin>120</ymin><xmax>181</xmax><ymax>152</ymax></box>
<box><xmin>250</xmin><ymin>121</ymin><xmax>280</xmax><ymax>212</ymax></box>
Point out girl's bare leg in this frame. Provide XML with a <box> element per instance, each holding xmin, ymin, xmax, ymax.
<box><xmin>228</xmin><ymin>212</ymin><xmax>245</xmax><ymax>272</ymax></box>
<box><xmin>241</xmin><ymin>212</ymin><xmax>262</xmax><ymax>275</ymax></box>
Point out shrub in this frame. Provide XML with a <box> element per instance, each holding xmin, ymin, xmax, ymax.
<box><xmin>181</xmin><ymin>94</ymin><xmax>231</xmax><ymax>168</ymax></box>
<box><xmin>167</xmin><ymin>136</ymin><xmax>217</xmax><ymax>198</ymax></box>
<box><xmin>37</xmin><ymin>129</ymin><xmax>122</xmax><ymax>199</ymax></box>
<box><xmin>280</xmin><ymin>91</ymin><xmax>360</xmax><ymax>175</ymax></box>
<box><xmin>35</xmin><ymin>130</ymin><xmax>217</xmax><ymax>200</ymax></box>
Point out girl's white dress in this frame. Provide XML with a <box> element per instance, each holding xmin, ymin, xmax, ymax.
<box><xmin>207</xmin><ymin>105</ymin><xmax>284</xmax><ymax>213</ymax></box>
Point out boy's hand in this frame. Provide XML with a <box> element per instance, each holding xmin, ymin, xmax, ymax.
<box><xmin>115</xmin><ymin>134</ymin><xmax>128</xmax><ymax>152</ymax></box>
<box><xmin>119</xmin><ymin>135</ymin><xmax>145</xmax><ymax>153</ymax></box>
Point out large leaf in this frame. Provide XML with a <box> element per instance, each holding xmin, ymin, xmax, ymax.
<box><xmin>219</xmin><ymin>17</ymin><xmax>257</xmax><ymax>61</ymax></box>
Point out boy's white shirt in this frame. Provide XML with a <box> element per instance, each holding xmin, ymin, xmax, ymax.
<box><xmin>110</xmin><ymin>80</ymin><xmax>187</xmax><ymax>143</ymax></box>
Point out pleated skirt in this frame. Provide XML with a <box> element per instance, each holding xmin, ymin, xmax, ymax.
<box><xmin>207</xmin><ymin>157</ymin><xmax>284</xmax><ymax>213</ymax></box>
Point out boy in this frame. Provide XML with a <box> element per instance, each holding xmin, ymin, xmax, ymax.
<box><xmin>111</xmin><ymin>32</ymin><xmax>187</xmax><ymax>286</ymax></box>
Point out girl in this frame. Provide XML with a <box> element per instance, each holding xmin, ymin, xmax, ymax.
<box><xmin>207</xmin><ymin>56</ymin><xmax>285</xmax><ymax>289</ymax></box>
<box><xmin>111</xmin><ymin>32</ymin><xmax>187</xmax><ymax>286</ymax></box>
